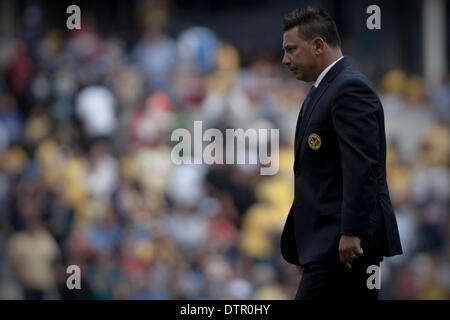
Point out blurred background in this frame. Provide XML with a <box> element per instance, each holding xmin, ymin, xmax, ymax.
<box><xmin>0</xmin><ymin>0</ymin><xmax>448</xmax><ymax>300</ymax></box>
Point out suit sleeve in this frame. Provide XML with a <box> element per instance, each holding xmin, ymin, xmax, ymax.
<box><xmin>331</xmin><ymin>80</ymin><xmax>380</xmax><ymax>237</ymax></box>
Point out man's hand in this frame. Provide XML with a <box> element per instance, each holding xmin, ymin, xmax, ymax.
<box><xmin>339</xmin><ymin>235</ymin><xmax>363</xmax><ymax>269</ymax></box>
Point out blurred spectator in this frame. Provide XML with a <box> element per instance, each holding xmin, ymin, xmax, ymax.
<box><xmin>75</xmin><ymin>85</ymin><xmax>117</xmax><ymax>140</ymax></box>
<box><xmin>432</xmin><ymin>75</ymin><xmax>450</xmax><ymax>124</ymax></box>
<box><xmin>132</xmin><ymin>1</ymin><xmax>177</xmax><ymax>94</ymax></box>
<box><xmin>177</xmin><ymin>27</ymin><xmax>220</xmax><ymax>75</ymax></box>
<box><xmin>6</xmin><ymin>214</ymin><xmax>60</xmax><ymax>299</ymax></box>
<box><xmin>0</xmin><ymin>93</ymin><xmax>24</xmax><ymax>147</ymax></box>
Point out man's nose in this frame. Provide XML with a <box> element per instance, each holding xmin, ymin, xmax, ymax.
<box><xmin>282</xmin><ymin>53</ymin><xmax>290</xmax><ymax>65</ymax></box>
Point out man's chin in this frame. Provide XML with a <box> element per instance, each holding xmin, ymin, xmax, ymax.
<box><xmin>296</xmin><ymin>74</ymin><xmax>314</xmax><ymax>82</ymax></box>
<box><xmin>292</xmin><ymin>71</ymin><xmax>311</xmax><ymax>82</ymax></box>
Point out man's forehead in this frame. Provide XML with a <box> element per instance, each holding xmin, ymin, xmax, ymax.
<box><xmin>283</xmin><ymin>27</ymin><xmax>301</xmax><ymax>45</ymax></box>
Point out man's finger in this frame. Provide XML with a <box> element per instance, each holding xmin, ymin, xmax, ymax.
<box><xmin>340</xmin><ymin>249</ymin><xmax>351</xmax><ymax>260</ymax></box>
<box><xmin>343</xmin><ymin>250</ymin><xmax>354</xmax><ymax>261</ymax></box>
<box><xmin>339</xmin><ymin>252</ymin><xmax>345</xmax><ymax>264</ymax></box>
<box><xmin>339</xmin><ymin>252</ymin><xmax>352</xmax><ymax>269</ymax></box>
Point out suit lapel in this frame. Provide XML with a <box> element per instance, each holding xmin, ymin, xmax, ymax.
<box><xmin>294</xmin><ymin>82</ymin><xmax>329</xmax><ymax>162</ymax></box>
<box><xmin>294</xmin><ymin>100</ymin><xmax>305</xmax><ymax>151</ymax></box>
<box><xmin>293</xmin><ymin>57</ymin><xmax>350</xmax><ymax>171</ymax></box>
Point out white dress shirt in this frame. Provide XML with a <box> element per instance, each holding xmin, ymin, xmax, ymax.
<box><xmin>313</xmin><ymin>56</ymin><xmax>344</xmax><ymax>88</ymax></box>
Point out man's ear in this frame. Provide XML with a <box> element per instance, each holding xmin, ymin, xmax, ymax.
<box><xmin>311</xmin><ymin>37</ymin><xmax>325</xmax><ymax>55</ymax></box>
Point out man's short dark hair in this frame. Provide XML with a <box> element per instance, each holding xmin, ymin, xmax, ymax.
<box><xmin>282</xmin><ymin>7</ymin><xmax>341</xmax><ymax>48</ymax></box>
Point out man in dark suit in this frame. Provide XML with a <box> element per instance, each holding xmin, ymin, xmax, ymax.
<box><xmin>279</xmin><ymin>7</ymin><xmax>403</xmax><ymax>300</ymax></box>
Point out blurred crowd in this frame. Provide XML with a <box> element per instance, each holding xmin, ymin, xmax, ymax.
<box><xmin>0</xmin><ymin>3</ymin><xmax>449</xmax><ymax>300</ymax></box>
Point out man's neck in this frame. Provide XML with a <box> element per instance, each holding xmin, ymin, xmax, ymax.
<box><xmin>316</xmin><ymin>50</ymin><xmax>343</xmax><ymax>78</ymax></box>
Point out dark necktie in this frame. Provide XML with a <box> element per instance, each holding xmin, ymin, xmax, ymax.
<box><xmin>301</xmin><ymin>85</ymin><xmax>317</xmax><ymax>117</ymax></box>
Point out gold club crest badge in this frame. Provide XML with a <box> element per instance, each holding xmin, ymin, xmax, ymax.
<box><xmin>308</xmin><ymin>133</ymin><xmax>321</xmax><ymax>150</ymax></box>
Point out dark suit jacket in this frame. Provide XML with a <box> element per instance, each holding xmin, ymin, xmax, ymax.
<box><xmin>280</xmin><ymin>57</ymin><xmax>403</xmax><ymax>266</ymax></box>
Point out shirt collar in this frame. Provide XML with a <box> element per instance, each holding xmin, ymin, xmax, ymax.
<box><xmin>313</xmin><ymin>56</ymin><xmax>344</xmax><ymax>88</ymax></box>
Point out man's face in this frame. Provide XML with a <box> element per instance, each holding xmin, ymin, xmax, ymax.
<box><xmin>282</xmin><ymin>26</ymin><xmax>317</xmax><ymax>82</ymax></box>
